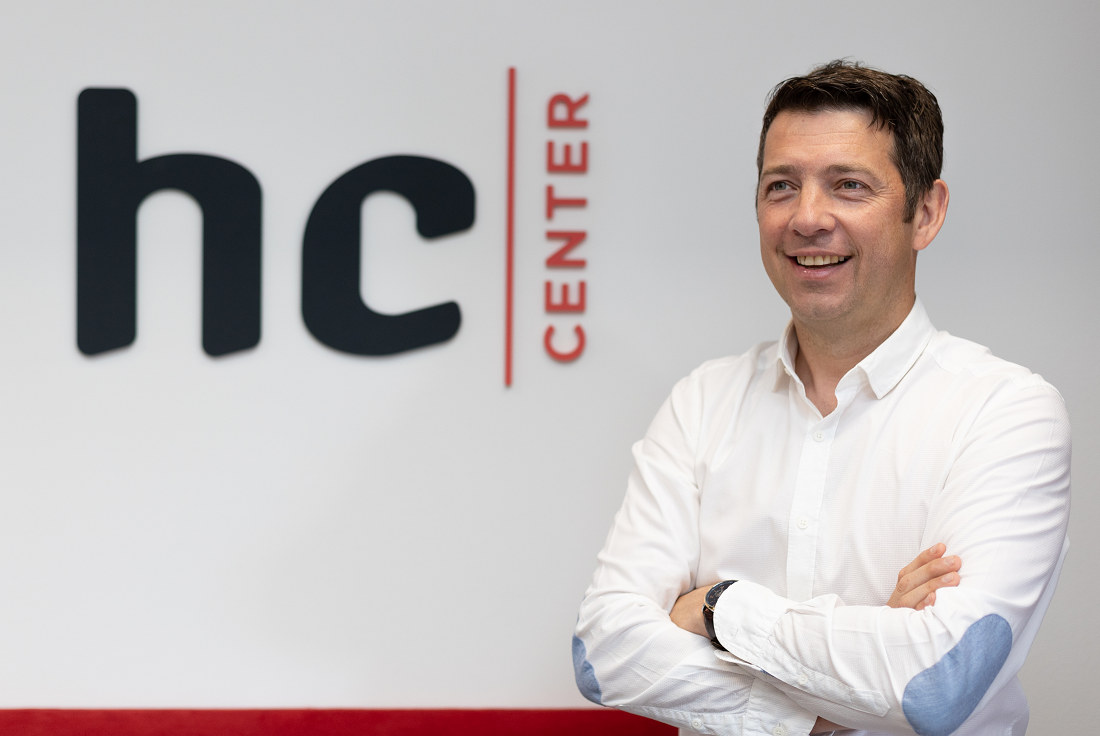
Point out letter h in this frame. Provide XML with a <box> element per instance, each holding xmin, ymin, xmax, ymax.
<box><xmin>77</xmin><ymin>88</ymin><xmax>262</xmax><ymax>356</ymax></box>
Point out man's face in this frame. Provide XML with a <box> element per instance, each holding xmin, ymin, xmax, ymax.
<box><xmin>757</xmin><ymin>108</ymin><xmax>924</xmax><ymax>334</ymax></box>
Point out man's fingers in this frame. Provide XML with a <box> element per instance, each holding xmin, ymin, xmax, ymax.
<box><xmin>897</xmin><ymin>543</ymin><xmax>946</xmax><ymax>580</ymax></box>
<box><xmin>888</xmin><ymin>546</ymin><xmax>963</xmax><ymax>610</ymax></box>
<box><xmin>889</xmin><ymin>552</ymin><xmax>962</xmax><ymax>609</ymax></box>
<box><xmin>900</xmin><ymin>571</ymin><xmax>960</xmax><ymax>609</ymax></box>
<box><xmin>895</xmin><ymin>555</ymin><xmax>961</xmax><ymax>597</ymax></box>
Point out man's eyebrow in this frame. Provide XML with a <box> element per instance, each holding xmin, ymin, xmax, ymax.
<box><xmin>825</xmin><ymin>164</ymin><xmax>877</xmax><ymax>177</ymax></box>
<box><xmin>758</xmin><ymin>163</ymin><xmax>885</xmax><ymax>183</ymax></box>
<box><xmin>759</xmin><ymin>164</ymin><xmax>798</xmax><ymax>179</ymax></box>
<box><xmin>822</xmin><ymin>163</ymin><xmax>880</xmax><ymax>183</ymax></box>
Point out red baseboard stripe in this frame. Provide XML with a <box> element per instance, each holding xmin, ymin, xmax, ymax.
<box><xmin>0</xmin><ymin>709</ymin><xmax>676</xmax><ymax>736</ymax></box>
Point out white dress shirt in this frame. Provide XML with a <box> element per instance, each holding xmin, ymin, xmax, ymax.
<box><xmin>573</xmin><ymin>299</ymin><xmax>1071</xmax><ymax>736</ymax></box>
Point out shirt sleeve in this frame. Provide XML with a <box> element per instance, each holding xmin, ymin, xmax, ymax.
<box><xmin>574</xmin><ymin>368</ymin><xmax>819</xmax><ymax>736</ymax></box>
<box><xmin>711</xmin><ymin>379</ymin><xmax>1071</xmax><ymax>735</ymax></box>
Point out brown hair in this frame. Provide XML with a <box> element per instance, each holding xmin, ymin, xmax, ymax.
<box><xmin>757</xmin><ymin>60</ymin><xmax>943</xmax><ymax>222</ymax></box>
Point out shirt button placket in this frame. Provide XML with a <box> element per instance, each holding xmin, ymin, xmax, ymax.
<box><xmin>787</xmin><ymin>418</ymin><xmax>835</xmax><ymax>601</ymax></box>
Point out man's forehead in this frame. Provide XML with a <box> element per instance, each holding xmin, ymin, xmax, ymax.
<box><xmin>761</xmin><ymin>108</ymin><xmax>895</xmax><ymax>170</ymax></box>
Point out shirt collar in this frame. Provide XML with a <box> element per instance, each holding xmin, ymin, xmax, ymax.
<box><xmin>774</xmin><ymin>322</ymin><xmax>800</xmax><ymax>392</ymax></box>
<box><xmin>773</xmin><ymin>297</ymin><xmax>937</xmax><ymax>400</ymax></box>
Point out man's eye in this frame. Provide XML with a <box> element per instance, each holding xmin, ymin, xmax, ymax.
<box><xmin>841</xmin><ymin>180</ymin><xmax>864</xmax><ymax>190</ymax></box>
<box><xmin>770</xmin><ymin>182</ymin><xmax>789</xmax><ymax>191</ymax></box>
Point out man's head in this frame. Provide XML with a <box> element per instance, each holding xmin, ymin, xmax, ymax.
<box><xmin>757</xmin><ymin>60</ymin><xmax>943</xmax><ymax>223</ymax></box>
<box><xmin>755</xmin><ymin>61</ymin><xmax>950</xmax><ymax>344</ymax></box>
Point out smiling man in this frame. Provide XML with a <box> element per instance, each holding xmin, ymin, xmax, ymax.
<box><xmin>573</xmin><ymin>62</ymin><xmax>1070</xmax><ymax>736</ymax></box>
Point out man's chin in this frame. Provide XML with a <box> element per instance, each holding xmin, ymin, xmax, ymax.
<box><xmin>787</xmin><ymin>298</ymin><xmax>853</xmax><ymax>327</ymax></box>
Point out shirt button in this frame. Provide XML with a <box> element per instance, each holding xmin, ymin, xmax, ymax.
<box><xmin>772</xmin><ymin>726</ymin><xmax>786</xmax><ymax>736</ymax></box>
<box><xmin>690</xmin><ymin>717</ymin><xmax>703</xmax><ymax>730</ymax></box>
<box><xmin>798</xmin><ymin>673</ymin><xmax>808</xmax><ymax>685</ymax></box>
<box><xmin>797</xmin><ymin>517</ymin><xmax>809</xmax><ymax>530</ymax></box>
<box><xmin>812</xmin><ymin>430</ymin><xmax>825</xmax><ymax>442</ymax></box>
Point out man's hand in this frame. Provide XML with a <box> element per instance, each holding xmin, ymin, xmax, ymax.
<box><xmin>887</xmin><ymin>542</ymin><xmax>962</xmax><ymax>610</ymax></box>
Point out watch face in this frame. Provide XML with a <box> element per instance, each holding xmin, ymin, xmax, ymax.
<box><xmin>705</xmin><ymin>580</ymin><xmax>735</xmax><ymax>610</ymax></box>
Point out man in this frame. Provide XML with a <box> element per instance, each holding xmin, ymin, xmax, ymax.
<box><xmin>573</xmin><ymin>61</ymin><xmax>1070</xmax><ymax>736</ymax></box>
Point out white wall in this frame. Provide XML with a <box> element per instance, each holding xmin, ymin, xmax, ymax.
<box><xmin>0</xmin><ymin>0</ymin><xmax>1094</xmax><ymax>731</ymax></box>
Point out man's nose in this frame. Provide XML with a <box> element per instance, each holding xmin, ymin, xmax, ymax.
<box><xmin>789</xmin><ymin>185</ymin><xmax>835</xmax><ymax>237</ymax></box>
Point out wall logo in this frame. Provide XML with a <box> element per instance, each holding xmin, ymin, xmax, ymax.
<box><xmin>77</xmin><ymin>88</ymin><xmax>474</xmax><ymax>359</ymax></box>
<box><xmin>77</xmin><ymin>72</ymin><xmax>590</xmax><ymax>387</ymax></box>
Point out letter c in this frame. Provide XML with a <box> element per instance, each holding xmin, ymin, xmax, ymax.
<box><xmin>302</xmin><ymin>155</ymin><xmax>475</xmax><ymax>355</ymax></box>
<box><xmin>544</xmin><ymin>324</ymin><xmax>585</xmax><ymax>362</ymax></box>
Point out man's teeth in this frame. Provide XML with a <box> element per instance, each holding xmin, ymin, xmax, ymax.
<box><xmin>796</xmin><ymin>255</ymin><xmax>849</xmax><ymax>266</ymax></box>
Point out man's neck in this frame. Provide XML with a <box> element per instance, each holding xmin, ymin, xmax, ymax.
<box><xmin>792</xmin><ymin>297</ymin><xmax>914</xmax><ymax>416</ymax></box>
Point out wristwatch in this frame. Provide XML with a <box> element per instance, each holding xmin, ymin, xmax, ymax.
<box><xmin>702</xmin><ymin>580</ymin><xmax>737</xmax><ymax>651</ymax></box>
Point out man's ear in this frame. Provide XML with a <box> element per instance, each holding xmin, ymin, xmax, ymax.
<box><xmin>912</xmin><ymin>179</ymin><xmax>950</xmax><ymax>252</ymax></box>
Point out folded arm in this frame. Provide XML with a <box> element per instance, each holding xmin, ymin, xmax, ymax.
<box><xmin>671</xmin><ymin>544</ymin><xmax>964</xmax><ymax>733</ymax></box>
<box><xmin>575</xmin><ymin>371</ymin><xmax>1069</xmax><ymax>736</ymax></box>
<box><xmin>708</xmin><ymin>384</ymin><xmax>1070</xmax><ymax>734</ymax></box>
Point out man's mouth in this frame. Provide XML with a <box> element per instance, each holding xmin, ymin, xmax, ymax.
<box><xmin>794</xmin><ymin>255</ymin><xmax>849</xmax><ymax>268</ymax></box>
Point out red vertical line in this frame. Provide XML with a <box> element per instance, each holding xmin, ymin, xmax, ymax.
<box><xmin>505</xmin><ymin>67</ymin><xmax>516</xmax><ymax>387</ymax></box>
